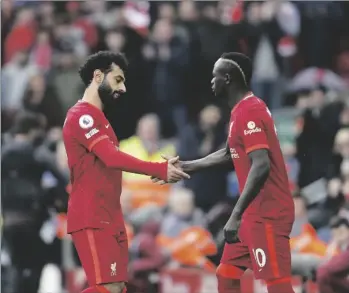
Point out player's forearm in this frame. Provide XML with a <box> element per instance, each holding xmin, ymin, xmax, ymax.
<box><xmin>232</xmin><ymin>159</ymin><xmax>270</xmax><ymax>218</ymax></box>
<box><xmin>181</xmin><ymin>148</ymin><xmax>231</xmax><ymax>173</ymax></box>
<box><xmin>93</xmin><ymin>139</ymin><xmax>167</xmax><ymax>180</ymax></box>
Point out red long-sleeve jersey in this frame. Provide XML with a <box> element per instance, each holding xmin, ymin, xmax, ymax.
<box><xmin>63</xmin><ymin>101</ymin><xmax>167</xmax><ymax>233</ymax></box>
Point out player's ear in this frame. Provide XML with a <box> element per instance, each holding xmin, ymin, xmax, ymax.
<box><xmin>93</xmin><ymin>70</ymin><xmax>104</xmax><ymax>84</ymax></box>
<box><xmin>225</xmin><ymin>74</ymin><xmax>231</xmax><ymax>85</ymax></box>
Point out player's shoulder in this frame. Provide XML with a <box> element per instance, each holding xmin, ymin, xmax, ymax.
<box><xmin>240</xmin><ymin>94</ymin><xmax>266</xmax><ymax>111</ymax></box>
<box><xmin>235</xmin><ymin>94</ymin><xmax>268</xmax><ymax>118</ymax></box>
<box><xmin>66</xmin><ymin>101</ymin><xmax>102</xmax><ymax>125</ymax></box>
<box><xmin>63</xmin><ymin>101</ymin><xmax>100</xmax><ymax>134</ymax></box>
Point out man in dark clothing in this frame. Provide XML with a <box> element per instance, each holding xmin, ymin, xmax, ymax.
<box><xmin>177</xmin><ymin>105</ymin><xmax>228</xmax><ymax>212</ymax></box>
<box><xmin>143</xmin><ymin>18</ymin><xmax>189</xmax><ymax>138</ymax></box>
<box><xmin>296</xmin><ymin>87</ymin><xmax>344</xmax><ymax>187</ymax></box>
<box><xmin>2</xmin><ymin>111</ymin><xmax>68</xmax><ymax>293</ymax></box>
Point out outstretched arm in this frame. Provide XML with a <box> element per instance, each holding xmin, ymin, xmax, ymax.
<box><xmin>151</xmin><ymin>144</ymin><xmax>232</xmax><ymax>184</ymax></box>
<box><xmin>69</xmin><ymin>112</ymin><xmax>189</xmax><ymax>183</ymax></box>
<box><xmin>181</xmin><ymin>144</ymin><xmax>232</xmax><ymax>174</ymax></box>
<box><xmin>92</xmin><ymin>138</ymin><xmax>189</xmax><ymax>182</ymax></box>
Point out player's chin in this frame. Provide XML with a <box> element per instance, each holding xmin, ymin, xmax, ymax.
<box><xmin>112</xmin><ymin>92</ymin><xmax>121</xmax><ymax>99</ymax></box>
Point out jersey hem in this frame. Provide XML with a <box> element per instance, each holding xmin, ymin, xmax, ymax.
<box><xmin>246</xmin><ymin>144</ymin><xmax>269</xmax><ymax>154</ymax></box>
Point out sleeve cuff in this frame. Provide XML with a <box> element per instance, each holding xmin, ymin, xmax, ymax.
<box><xmin>246</xmin><ymin>144</ymin><xmax>269</xmax><ymax>154</ymax></box>
<box><xmin>88</xmin><ymin>135</ymin><xmax>109</xmax><ymax>151</ymax></box>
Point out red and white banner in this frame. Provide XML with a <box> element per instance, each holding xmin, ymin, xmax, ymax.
<box><xmin>160</xmin><ymin>268</ymin><xmax>319</xmax><ymax>293</ymax></box>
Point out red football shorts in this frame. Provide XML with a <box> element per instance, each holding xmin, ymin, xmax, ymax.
<box><xmin>71</xmin><ymin>228</ymin><xmax>128</xmax><ymax>285</ymax></box>
<box><xmin>220</xmin><ymin>219</ymin><xmax>292</xmax><ymax>280</ymax></box>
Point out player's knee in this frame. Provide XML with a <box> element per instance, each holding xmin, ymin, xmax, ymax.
<box><xmin>216</xmin><ymin>263</ymin><xmax>245</xmax><ymax>279</ymax></box>
<box><xmin>100</xmin><ymin>282</ymin><xmax>126</xmax><ymax>293</ymax></box>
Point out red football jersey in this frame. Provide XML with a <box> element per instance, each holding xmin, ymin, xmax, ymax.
<box><xmin>228</xmin><ymin>93</ymin><xmax>294</xmax><ymax>222</ymax></box>
<box><xmin>63</xmin><ymin>101</ymin><xmax>124</xmax><ymax>233</ymax></box>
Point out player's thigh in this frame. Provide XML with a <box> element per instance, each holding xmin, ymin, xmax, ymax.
<box><xmin>248</xmin><ymin>222</ymin><xmax>292</xmax><ymax>280</ymax></box>
<box><xmin>220</xmin><ymin>241</ymin><xmax>252</xmax><ymax>271</ymax></box>
<box><xmin>71</xmin><ymin>228</ymin><xmax>129</xmax><ymax>286</ymax></box>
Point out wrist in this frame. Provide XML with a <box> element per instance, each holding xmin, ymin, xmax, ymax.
<box><xmin>155</xmin><ymin>161</ymin><xmax>168</xmax><ymax>181</ymax></box>
<box><xmin>181</xmin><ymin>161</ymin><xmax>195</xmax><ymax>173</ymax></box>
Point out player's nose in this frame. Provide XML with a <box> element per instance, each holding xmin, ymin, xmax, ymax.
<box><xmin>119</xmin><ymin>84</ymin><xmax>126</xmax><ymax>93</ymax></box>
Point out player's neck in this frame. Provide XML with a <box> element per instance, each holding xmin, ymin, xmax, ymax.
<box><xmin>227</xmin><ymin>87</ymin><xmax>250</xmax><ymax>109</ymax></box>
<box><xmin>81</xmin><ymin>88</ymin><xmax>103</xmax><ymax>111</ymax></box>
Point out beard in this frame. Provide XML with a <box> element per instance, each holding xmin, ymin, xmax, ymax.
<box><xmin>98</xmin><ymin>76</ymin><xmax>117</xmax><ymax>108</ymax></box>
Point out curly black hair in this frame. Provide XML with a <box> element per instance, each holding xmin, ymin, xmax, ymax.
<box><xmin>78</xmin><ymin>51</ymin><xmax>128</xmax><ymax>86</ymax></box>
<box><xmin>220</xmin><ymin>52</ymin><xmax>252</xmax><ymax>86</ymax></box>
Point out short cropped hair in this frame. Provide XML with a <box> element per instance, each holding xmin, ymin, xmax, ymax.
<box><xmin>78</xmin><ymin>51</ymin><xmax>128</xmax><ymax>86</ymax></box>
<box><xmin>221</xmin><ymin>52</ymin><xmax>252</xmax><ymax>86</ymax></box>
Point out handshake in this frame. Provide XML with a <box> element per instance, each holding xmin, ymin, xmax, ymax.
<box><xmin>152</xmin><ymin>155</ymin><xmax>191</xmax><ymax>185</ymax></box>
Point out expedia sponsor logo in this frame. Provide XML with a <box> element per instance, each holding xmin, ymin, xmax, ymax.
<box><xmin>244</xmin><ymin>127</ymin><xmax>262</xmax><ymax>135</ymax></box>
<box><xmin>244</xmin><ymin>120</ymin><xmax>262</xmax><ymax>135</ymax></box>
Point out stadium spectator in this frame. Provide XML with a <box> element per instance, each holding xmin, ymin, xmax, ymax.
<box><xmin>1</xmin><ymin>112</ymin><xmax>67</xmax><ymax>293</ymax></box>
<box><xmin>51</xmin><ymin>50</ymin><xmax>84</xmax><ymax>114</ymax></box>
<box><xmin>1</xmin><ymin>51</ymin><xmax>38</xmax><ymax>129</ymax></box>
<box><xmin>290</xmin><ymin>193</ymin><xmax>338</xmax><ymax>279</ymax></box>
<box><xmin>317</xmin><ymin>216</ymin><xmax>349</xmax><ymax>293</ymax></box>
<box><xmin>178</xmin><ymin>105</ymin><xmax>228</xmax><ymax>211</ymax></box>
<box><xmin>143</xmin><ymin>18</ymin><xmax>189</xmax><ymax>137</ymax></box>
<box><xmin>120</xmin><ymin>113</ymin><xmax>175</xmax><ymax>181</ymax></box>
<box><xmin>22</xmin><ymin>73</ymin><xmax>65</xmax><ymax>129</ymax></box>
<box><xmin>160</xmin><ymin>188</ymin><xmax>207</xmax><ymax>238</ymax></box>
<box><xmin>296</xmin><ymin>86</ymin><xmax>344</xmax><ymax>188</ymax></box>
<box><xmin>245</xmin><ymin>1</ymin><xmax>300</xmax><ymax>109</ymax></box>
<box><xmin>4</xmin><ymin>6</ymin><xmax>36</xmax><ymax>64</ymax></box>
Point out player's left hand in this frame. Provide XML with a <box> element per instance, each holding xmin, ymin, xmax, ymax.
<box><xmin>223</xmin><ymin>214</ymin><xmax>241</xmax><ymax>244</ymax></box>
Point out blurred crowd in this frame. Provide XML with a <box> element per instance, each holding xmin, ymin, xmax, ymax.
<box><xmin>2</xmin><ymin>1</ymin><xmax>349</xmax><ymax>293</ymax></box>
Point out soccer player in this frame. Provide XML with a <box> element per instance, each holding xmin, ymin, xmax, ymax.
<box><xmin>62</xmin><ymin>51</ymin><xmax>189</xmax><ymax>293</ymax></box>
<box><xmin>153</xmin><ymin>52</ymin><xmax>295</xmax><ymax>293</ymax></box>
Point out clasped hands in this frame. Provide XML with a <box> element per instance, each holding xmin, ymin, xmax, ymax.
<box><xmin>152</xmin><ymin>155</ymin><xmax>189</xmax><ymax>184</ymax></box>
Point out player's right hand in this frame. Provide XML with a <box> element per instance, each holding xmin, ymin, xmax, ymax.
<box><xmin>166</xmin><ymin>156</ymin><xmax>190</xmax><ymax>183</ymax></box>
<box><xmin>152</xmin><ymin>155</ymin><xmax>189</xmax><ymax>185</ymax></box>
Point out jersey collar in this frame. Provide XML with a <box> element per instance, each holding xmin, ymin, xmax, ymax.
<box><xmin>231</xmin><ymin>91</ymin><xmax>254</xmax><ymax>114</ymax></box>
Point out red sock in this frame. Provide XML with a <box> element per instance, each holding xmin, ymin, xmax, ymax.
<box><xmin>266</xmin><ymin>278</ymin><xmax>295</xmax><ymax>293</ymax></box>
<box><xmin>216</xmin><ymin>264</ymin><xmax>244</xmax><ymax>293</ymax></box>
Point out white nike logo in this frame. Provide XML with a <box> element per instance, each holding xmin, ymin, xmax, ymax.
<box><xmin>105</xmin><ymin>124</ymin><xmax>110</xmax><ymax>128</ymax></box>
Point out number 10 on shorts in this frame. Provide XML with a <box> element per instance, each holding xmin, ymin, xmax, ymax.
<box><xmin>252</xmin><ymin>248</ymin><xmax>267</xmax><ymax>271</ymax></box>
